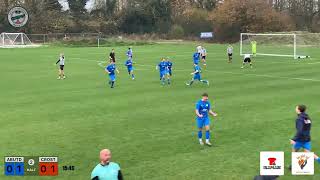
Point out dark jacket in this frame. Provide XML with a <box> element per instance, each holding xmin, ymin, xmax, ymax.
<box><xmin>292</xmin><ymin>112</ymin><xmax>311</xmax><ymax>142</ymax></box>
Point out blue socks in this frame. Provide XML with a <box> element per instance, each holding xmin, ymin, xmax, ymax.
<box><xmin>131</xmin><ymin>74</ymin><xmax>134</xmax><ymax>79</ymax></box>
<box><xmin>317</xmin><ymin>157</ymin><xmax>320</xmax><ymax>164</ymax></box>
<box><xmin>198</xmin><ymin>131</ymin><xmax>202</xmax><ymax>139</ymax></box>
<box><xmin>206</xmin><ymin>130</ymin><xmax>210</xmax><ymax>140</ymax></box>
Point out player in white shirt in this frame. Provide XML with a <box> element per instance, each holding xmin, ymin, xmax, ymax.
<box><xmin>227</xmin><ymin>45</ymin><xmax>233</xmax><ymax>63</ymax></box>
<box><xmin>197</xmin><ymin>45</ymin><xmax>202</xmax><ymax>55</ymax></box>
<box><xmin>201</xmin><ymin>47</ymin><xmax>207</xmax><ymax>67</ymax></box>
<box><xmin>241</xmin><ymin>54</ymin><xmax>253</xmax><ymax>68</ymax></box>
<box><xmin>55</xmin><ymin>53</ymin><xmax>66</xmax><ymax>79</ymax></box>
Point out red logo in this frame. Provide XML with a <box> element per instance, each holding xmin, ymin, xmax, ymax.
<box><xmin>268</xmin><ymin>158</ymin><xmax>277</xmax><ymax>165</ymax></box>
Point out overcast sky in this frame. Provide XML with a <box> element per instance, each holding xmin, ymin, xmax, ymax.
<box><xmin>59</xmin><ymin>0</ymin><xmax>95</xmax><ymax>11</ymax></box>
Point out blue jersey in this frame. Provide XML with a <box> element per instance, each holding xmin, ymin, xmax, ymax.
<box><xmin>196</xmin><ymin>100</ymin><xmax>211</xmax><ymax>118</ymax></box>
<box><xmin>125</xmin><ymin>60</ymin><xmax>133</xmax><ymax>68</ymax></box>
<box><xmin>126</xmin><ymin>49</ymin><xmax>133</xmax><ymax>58</ymax></box>
<box><xmin>194</xmin><ymin>65</ymin><xmax>201</xmax><ymax>74</ymax></box>
<box><xmin>158</xmin><ymin>61</ymin><xmax>167</xmax><ymax>72</ymax></box>
<box><xmin>193</xmin><ymin>52</ymin><xmax>200</xmax><ymax>64</ymax></box>
<box><xmin>106</xmin><ymin>64</ymin><xmax>116</xmax><ymax>75</ymax></box>
<box><xmin>166</xmin><ymin>61</ymin><xmax>172</xmax><ymax>70</ymax></box>
<box><xmin>91</xmin><ymin>162</ymin><xmax>120</xmax><ymax>180</ymax></box>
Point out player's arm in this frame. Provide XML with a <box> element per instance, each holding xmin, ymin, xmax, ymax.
<box><xmin>105</xmin><ymin>69</ymin><xmax>111</xmax><ymax>74</ymax></box>
<box><xmin>116</xmin><ymin>68</ymin><xmax>120</xmax><ymax>74</ymax></box>
<box><xmin>209</xmin><ymin>109</ymin><xmax>218</xmax><ymax>117</ymax></box>
<box><xmin>118</xmin><ymin>170</ymin><xmax>123</xmax><ymax>180</ymax></box>
<box><xmin>55</xmin><ymin>59</ymin><xmax>60</xmax><ymax>64</ymax></box>
<box><xmin>191</xmin><ymin>69</ymin><xmax>199</xmax><ymax>75</ymax></box>
<box><xmin>195</xmin><ymin>103</ymin><xmax>203</xmax><ymax>118</ymax></box>
<box><xmin>195</xmin><ymin>109</ymin><xmax>203</xmax><ymax>118</ymax></box>
<box><xmin>292</xmin><ymin>119</ymin><xmax>304</xmax><ymax>142</ymax></box>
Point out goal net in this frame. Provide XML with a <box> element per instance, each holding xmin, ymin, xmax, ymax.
<box><xmin>0</xmin><ymin>33</ymin><xmax>33</xmax><ymax>48</ymax></box>
<box><xmin>240</xmin><ymin>33</ymin><xmax>316</xmax><ymax>59</ymax></box>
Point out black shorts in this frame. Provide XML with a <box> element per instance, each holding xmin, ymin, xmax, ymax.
<box><xmin>202</xmin><ymin>56</ymin><xmax>206</xmax><ymax>60</ymax></box>
<box><xmin>243</xmin><ymin>58</ymin><xmax>251</xmax><ymax>63</ymax></box>
<box><xmin>60</xmin><ymin>65</ymin><xmax>64</xmax><ymax>70</ymax></box>
<box><xmin>228</xmin><ymin>53</ymin><xmax>233</xmax><ymax>57</ymax></box>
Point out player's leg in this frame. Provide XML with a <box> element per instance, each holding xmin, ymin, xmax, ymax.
<box><xmin>202</xmin><ymin>56</ymin><xmax>207</xmax><ymax>67</ymax></box>
<box><xmin>131</xmin><ymin>69</ymin><xmax>135</xmax><ymax>80</ymax></box>
<box><xmin>57</xmin><ymin>69</ymin><xmax>61</xmax><ymax>79</ymax></box>
<box><xmin>187</xmin><ymin>74</ymin><xmax>198</xmax><ymax>86</ymax></box>
<box><xmin>204</xmin><ymin>119</ymin><xmax>211</xmax><ymax>146</ymax></box>
<box><xmin>249</xmin><ymin>58</ymin><xmax>253</xmax><ymax>68</ymax></box>
<box><xmin>160</xmin><ymin>72</ymin><xmax>166</xmax><ymax>85</ymax></box>
<box><xmin>241</xmin><ymin>59</ymin><xmax>247</xmax><ymax>68</ymax></box>
<box><xmin>288</xmin><ymin>141</ymin><xmax>301</xmax><ymax>170</ymax></box>
<box><xmin>166</xmin><ymin>73</ymin><xmax>170</xmax><ymax>84</ymax></box>
<box><xmin>197</xmin><ymin>118</ymin><xmax>204</xmax><ymax>145</ymax></box>
<box><xmin>199</xmin><ymin>74</ymin><xmax>209</xmax><ymax>86</ymax></box>
<box><xmin>110</xmin><ymin>75</ymin><xmax>115</xmax><ymax>88</ymax></box>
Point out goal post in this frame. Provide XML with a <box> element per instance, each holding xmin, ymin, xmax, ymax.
<box><xmin>240</xmin><ymin>33</ymin><xmax>298</xmax><ymax>59</ymax></box>
<box><xmin>0</xmin><ymin>33</ymin><xmax>33</xmax><ymax>48</ymax></box>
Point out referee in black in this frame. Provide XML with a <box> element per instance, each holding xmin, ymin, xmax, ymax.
<box><xmin>109</xmin><ymin>49</ymin><xmax>116</xmax><ymax>63</ymax></box>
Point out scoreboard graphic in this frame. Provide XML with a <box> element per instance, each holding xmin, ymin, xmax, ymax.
<box><xmin>4</xmin><ymin>156</ymin><xmax>58</xmax><ymax>176</ymax></box>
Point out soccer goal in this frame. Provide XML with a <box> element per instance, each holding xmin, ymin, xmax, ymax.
<box><xmin>240</xmin><ymin>33</ymin><xmax>301</xmax><ymax>59</ymax></box>
<box><xmin>0</xmin><ymin>33</ymin><xmax>34</xmax><ymax>48</ymax></box>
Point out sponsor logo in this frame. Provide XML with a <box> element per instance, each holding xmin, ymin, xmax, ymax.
<box><xmin>7</xmin><ymin>6</ymin><xmax>29</xmax><ymax>28</ymax></box>
<box><xmin>260</xmin><ymin>151</ymin><xmax>284</xmax><ymax>176</ymax></box>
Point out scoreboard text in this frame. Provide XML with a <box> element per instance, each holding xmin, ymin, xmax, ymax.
<box><xmin>4</xmin><ymin>156</ymin><xmax>58</xmax><ymax>176</ymax></box>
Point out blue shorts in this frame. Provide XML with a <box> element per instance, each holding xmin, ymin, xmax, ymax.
<box><xmin>196</xmin><ymin>117</ymin><xmax>210</xmax><ymax>128</ymax></box>
<box><xmin>194</xmin><ymin>61</ymin><xmax>199</xmax><ymax>65</ymax></box>
<box><xmin>127</xmin><ymin>67</ymin><xmax>134</xmax><ymax>73</ymax></box>
<box><xmin>160</xmin><ymin>71</ymin><xmax>167</xmax><ymax>78</ymax></box>
<box><xmin>193</xmin><ymin>73</ymin><xmax>201</xmax><ymax>80</ymax></box>
<box><xmin>109</xmin><ymin>74</ymin><xmax>116</xmax><ymax>81</ymax></box>
<box><xmin>293</xmin><ymin>141</ymin><xmax>311</xmax><ymax>151</ymax></box>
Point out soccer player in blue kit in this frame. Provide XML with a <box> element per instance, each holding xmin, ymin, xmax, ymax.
<box><xmin>186</xmin><ymin>64</ymin><xmax>209</xmax><ymax>86</ymax></box>
<box><xmin>125</xmin><ymin>59</ymin><xmax>135</xmax><ymax>80</ymax></box>
<box><xmin>126</xmin><ymin>47</ymin><xmax>133</xmax><ymax>60</ymax></box>
<box><xmin>156</xmin><ymin>58</ymin><xmax>169</xmax><ymax>85</ymax></box>
<box><xmin>105</xmin><ymin>61</ymin><xmax>119</xmax><ymax>88</ymax></box>
<box><xmin>193</xmin><ymin>50</ymin><xmax>200</xmax><ymax>65</ymax></box>
<box><xmin>195</xmin><ymin>93</ymin><xmax>218</xmax><ymax>146</ymax></box>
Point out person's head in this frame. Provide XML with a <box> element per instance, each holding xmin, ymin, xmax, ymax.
<box><xmin>111</xmin><ymin>49</ymin><xmax>114</xmax><ymax>52</ymax></box>
<box><xmin>128</xmin><ymin>47</ymin><xmax>131</xmax><ymax>50</ymax></box>
<box><xmin>296</xmin><ymin>105</ymin><xmax>307</xmax><ymax>114</ymax></box>
<box><xmin>99</xmin><ymin>149</ymin><xmax>111</xmax><ymax>165</ymax></box>
<box><xmin>60</xmin><ymin>53</ymin><xmax>64</xmax><ymax>58</ymax></box>
<box><xmin>202</xmin><ymin>93</ymin><xmax>209</xmax><ymax>101</ymax></box>
<box><xmin>161</xmin><ymin>58</ymin><xmax>165</xmax><ymax>62</ymax></box>
<box><xmin>110</xmin><ymin>59</ymin><xmax>114</xmax><ymax>64</ymax></box>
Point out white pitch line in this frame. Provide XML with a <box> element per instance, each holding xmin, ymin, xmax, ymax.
<box><xmin>307</xmin><ymin>62</ymin><xmax>320</xmax><ymax>65</ymax></box>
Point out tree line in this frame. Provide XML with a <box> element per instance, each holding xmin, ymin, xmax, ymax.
<box><xmin>0</xmin><ymin>0</ymin><xmax>320</xmax><ymax>41</ymax></box>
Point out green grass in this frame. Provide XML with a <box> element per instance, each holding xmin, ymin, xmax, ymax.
<box><xmin>0</xmin><ymin>42</ymin><xmax>320</xmax><ymax>180</ymax></box>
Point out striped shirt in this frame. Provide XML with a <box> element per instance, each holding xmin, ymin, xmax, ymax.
<box><xmin>56</xmin><ymin>57</ymin><xmax>65</xmax><ymax>65</ymax></box>
<box><xmin>227</xmin><ymin>47</ymin><xmax>233</xmax><ymax>54</ymax></box>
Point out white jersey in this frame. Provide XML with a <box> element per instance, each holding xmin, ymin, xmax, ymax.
<box><xmin>201</xmin><ymin>48</ymin><xmax>207</xmax><ymax>56</ymax></box>
<box><xmin>197</xmin><ymin>46</ymin><xmax>202</xmax><ymax>53</ymax></box>
<box><xmin>227</xmin><ymin>47</ymin><xmax>233</xmax><ymax>54</ymax></box>
<box><xmin>244</xmin><ymin>54</ymin><xmax>251</xmax><ymax>59</ymax></box>
<box><xmin>58</xmin><ymin>57</ymin><xmax>65</xmax><ymax>65</ymax></box>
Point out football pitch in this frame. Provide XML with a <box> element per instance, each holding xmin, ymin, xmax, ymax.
<box><xmin>1</xmin><ymin>42</ymin><xmax>320</xmax><ymax>180</ymax></box>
